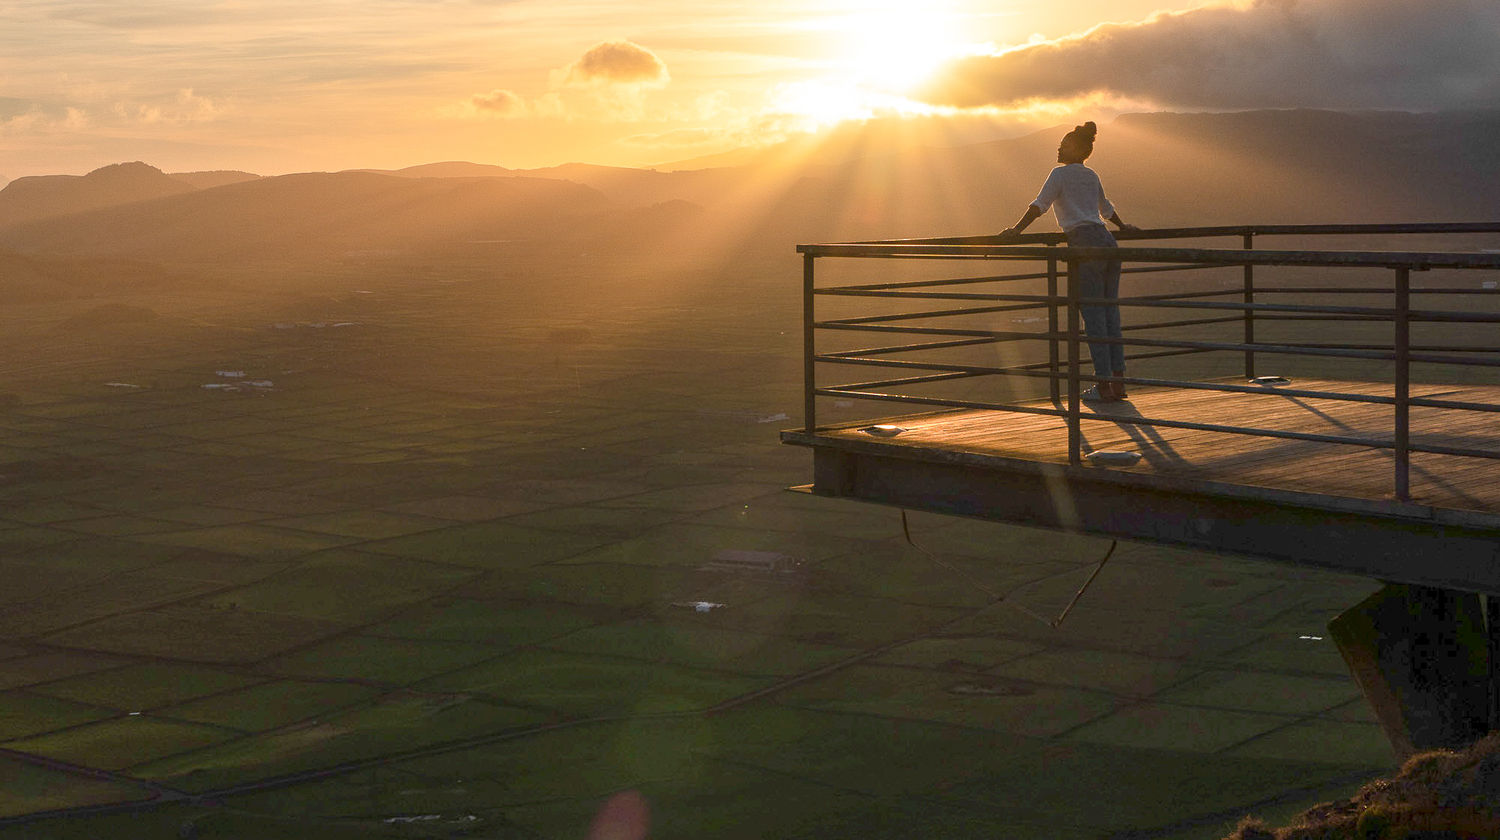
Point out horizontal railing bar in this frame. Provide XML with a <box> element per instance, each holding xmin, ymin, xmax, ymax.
<box><xmin>1118</xmin><ymin>299</ymin><xmax>1500</xmax><ymax>323</ymax></box>
<box><xmin>834</xmin><ymin>269</ymin><xmax>1055</xmax><ymax>292</ymax></box>
<box><xmin>824</xmin><ymin>316</ymin><xmax>1256</xmax><ymax>337</ymax></box>
<box><xmin>836</xmin><ymin>371</ymin><xmax>989</xmax><ymax>390</ymax></box>
<box><xmin>1126</xmin><ymin>289</ymin><xmax>1246</xmax><ymax>301</ymax></box>
<box><xmin>1124</xmin><ymin>316</ymin><xmax>1243</xmax><ymax>331</ymax></box>
<box><xmin>822</xmin><ymin>337</ymin><xmax>1004</xmax><ymax>358</ymax></box>
<box><xmin>1110</xmin><ymin>298</ymin><xmax>1458</xmax><ymax>318</ymax></box>
<box><xmin>1118</xmin><ymin>337</ymin><xmax>1492</xmax><ymax>367</ymax></box>
<box><xmin>815</xmin><ymin>287</ymin><xmax>1244</xmax><ymax>303</ymax></box>
<box><xmin>1404</xmin><ymin>351</ymin><xmax>1500</xmax><ymax>368</ymax></box>
<box><xmin>816</xmin><ymin>322</ymin><xmax>1396</xmax><ymax>360</ymax></box>
<box><xmin>1263</xmin><ymin>342</ymin><xmax>1500</xmax><ymax>353</ymax></box>
<box><xmin>822</xmin><ymin>358</ymin><xmax>1399</xmax><ymax>406</ymax></box>
<box><xmin>815</xmin><ymin>356</ymin><xmax>1054</xmax><ymax>379</ymax></box>
<box><xmin>800</xmin><ymin>243</ymin><xmax>1500</xmax><ymax>270</ymax></box>
<box><xmin>1408</xmin><ymin>311</ymin><xmax>1500</xmax><ymax>324</ymax></box>
<box><xmin>1410</xmin><ymin>441</ymin><xmax>1500</xmax><ymax>460</ymax></box>
<box><xmin>1410</xmin><ymin>396</ymin><xmax>1500</xmax><ymax>413</ymax></box>
<box><xmin>814</xmin><ymin>388</ymin><xmax>1070</xmax><ymax>418</ymax></box>
<box><xmin>807</xmin><ymin>253</ymin><xmax>1044</xmax><ymax>262</ymax></box>
<box><xmin>1255</xmin><ymin>314</ymin><xmax>1392</xmax><ymax>323</ymax></box>
<box><xmin>816</xmin><ymin>288</ymin><xmax>1500</xmax><ymax>322</ymax></box>
<box><xmin>819</xmin><ymin>302</ymin><xmax>1048</xmax><ymax>326</ymax></box>
<box><xmin>816</xmin><ymin>290</ymin><xmax>1433</xmax><ymax>317</ymax></box>
<box><xmin>816</xmin><ymin>323</ymin><xmax>1047</xmax><ymax>341</ymax></box>
<box><xmin>817</xmin><ymin>322</ymin><xmax>1500</xmax><ymax>367</ymax></box>
<box><xmin>816</xmin><ymin>289</ymin><xmax>1050</xmax><ymax>301</ymax></box>
<box><xmin>1250</xmin><ymin>286</ymin><xmax>1500</xmax><ymax>295</ymax></box>
<box><xmin>833</xmin><ymin>314</ymin><xmax>1236</xmax><ymax>337</ymax></box>
<box><xmin>827</xmin><ymin>263</ymin><xmax>1214</xmax><ymax>294</ymax></box>
<box><xmin>849</xmin><ymin>222</ymin><xmax>1500</xmax><ymax>247</ymax></box>
<box><xmin>1109</xmin><ymin>348</ymin><xmax>1212</xmax><ymax>362</ymax></box>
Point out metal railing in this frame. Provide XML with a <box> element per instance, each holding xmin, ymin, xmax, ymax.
<box><xmin>798</xmin><ymin>223</ymin><xmax>1500</xmax><ymax>502</ymax></box>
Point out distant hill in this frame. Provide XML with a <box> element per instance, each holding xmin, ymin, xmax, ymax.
<box><xmin>2</xmin><ymin>110</ymin><xmax>1497</xmax><ymax>266</ymax></box>
<box><xmin>356</xmin><ymin>160</ymin><xmax>743</xmax><ymax>208</ymax></box>
<box><xmin>362</xmin><ymin>161</ymin><xmax>517</xmax><ymax>179</ymax></box>
<box><xmin>170</xmin><ymin>170</ymin><xmax>261</xmax><ymax>190</ymax></box>
<box><xmin>0</xmin><ymin>162</ymin><xmax>197</xmax><ymax>228</ymax></box>
<box><xmin>0</xmin><ymin>170</ymin><xmax>697</xmax><ymax>261</ymax></box>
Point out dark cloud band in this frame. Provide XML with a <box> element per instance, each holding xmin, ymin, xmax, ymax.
<box><xmin>921</xmin><ymin>0</ymin><xmax>1500</xmax><ymax>111</ymax></box>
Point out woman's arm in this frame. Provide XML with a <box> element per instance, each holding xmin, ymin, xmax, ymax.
<box><xmin>999</xmin><ymin>205</ymin><xmax>1043</xmax><ymax>240</ymax></box>
<box><xmin>1108</xmin><ymin>212</ymin><xmax>1139</xmax><ymax>233</ymax></box>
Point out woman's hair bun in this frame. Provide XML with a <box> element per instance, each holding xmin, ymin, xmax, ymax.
<box><xmin>1077</xmin><ymin>121</ymin><xmax>1097</xmax><ymax>141</ymax></box>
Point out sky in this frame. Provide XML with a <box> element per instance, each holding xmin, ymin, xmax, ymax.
<box><xmin>2</xmin><ymin>0</ymin><xmax>1497</xmax><ymax>179</ymax></box>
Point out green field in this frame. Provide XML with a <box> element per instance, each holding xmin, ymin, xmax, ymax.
<box><xmin>0</xmin><ymin>251</ymin><xmax>1394</xmax><ymax>838</ymax></box>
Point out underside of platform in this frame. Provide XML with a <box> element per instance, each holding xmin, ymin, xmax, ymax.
<box><xmin>783</xmin><ymin>392</ymin><xmax>1500</xmax><ymax>594</ymax></box>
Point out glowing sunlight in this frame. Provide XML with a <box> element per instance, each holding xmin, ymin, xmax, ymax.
<box><xmin>834</xmin><ymin>7</ymin><xmax>967</xmax><ymax>92</ymax></box>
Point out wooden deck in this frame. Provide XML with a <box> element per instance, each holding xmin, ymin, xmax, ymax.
<box><xmin>819</xmin><ymin>378</ymin><xmax>1500</xmax><ymax>521</ymax></box>
<box><xmin>783</xmin><ymin>378</ymin><xmax>1500</xmax><ymax>592</ymax></box>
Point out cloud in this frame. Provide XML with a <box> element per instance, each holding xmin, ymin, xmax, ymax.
<box><xmin>0</xmin><ymin>104</ymin><xmax>90</xmax><ymax>135</ymax></box>
<box><xmin>920</xmin><ymin>0</ymin><xmax>1500</xmax><ymax>111</ymax></box>
<box><xmin>564</xmin><ymin>40</ymin><xmax>669</xmax><ymax>87</ymax></box>
<box><xmin>470</xmin><ymin>88</ymin><xmax>527</xmax><ymax>117</ymax></box>
<box><xmin>175</xmin><ymin>88</ymin><xmax>219</xmax><ymax>121</ymax></box>
<box><xmin>110</xmin><ymin>88</ymin><xmax>222</xmax><ymax>125</ymax></box>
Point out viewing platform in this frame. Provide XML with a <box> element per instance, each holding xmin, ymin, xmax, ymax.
<box><xmin>783</xmin><ymin>224</ymin><xmax>1500</xmax><ymax>595</ymax></box>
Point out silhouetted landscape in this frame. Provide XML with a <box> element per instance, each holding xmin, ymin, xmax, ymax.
<box><xmin>1</xmin><ymin>109</ymin><xmax>1498</xmax><ymax>838</ymax></box>
<box><xmin>6</xmin><ymin>110</ymin><xmax>1500</xmax><ymax>271</ymax></box>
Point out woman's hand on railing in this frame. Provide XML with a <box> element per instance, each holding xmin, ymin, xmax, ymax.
<box><xmin>996</xmin><ymin>227</ymin><xmax>1023</xmax><ymax>243</ymax></box>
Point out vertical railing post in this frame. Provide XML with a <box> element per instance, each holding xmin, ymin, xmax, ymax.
<box><xmin>1047</xmin><ymin>253</ymin><xmax>1060</xmax><ymax>403</ymax></box>
<box><xmin>1394</xmin><ymin>266</ymin><xmax>1410</xmax><ymax>501</ymax></box>
<box><xmin>1243</xmin><ymin>232</ymin><xmax>1256</xmax><ymax>379</ymax></box>
<box><xmin>1066</xmin><ymin>259</ymin><xmax>1082</xmax><ymax>466</ymax></box>
<box><xmin>1488</xmin><ymin>595</ymin><xmax>1500</xmax><ymax>732</ymax></box>
<box><xmin>803</xmin><ymin>253</ymin><xmax>817</xmax><ymax>435</ymax></box>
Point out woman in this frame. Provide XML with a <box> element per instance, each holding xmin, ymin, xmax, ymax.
<box><xmin>1000</xmin><ymin>121</ymin><xmax>1138</xmax><ymax>401</ymax></box>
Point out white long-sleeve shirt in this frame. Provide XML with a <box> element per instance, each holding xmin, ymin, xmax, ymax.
<box><xmin>1030</xmin><ymin>163</ymin><xmax>1116</xmax><ymax>232</ymax></box>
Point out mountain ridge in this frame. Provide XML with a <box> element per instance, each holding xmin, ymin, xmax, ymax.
<box><xmin>0</xmin><ymin>161</ymin><xmax>197</xmax><ymax>228</ymax></box>
<box><xmin>4</xmin><ymin>109</ymin><xmax>1498</xmax><ymax>265</ymax></box>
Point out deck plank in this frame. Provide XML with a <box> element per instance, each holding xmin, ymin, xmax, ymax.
<box><xmin>818</xmin><ymin>378</ymin><xmax>1500</xmax><ymax>515</ymax></box>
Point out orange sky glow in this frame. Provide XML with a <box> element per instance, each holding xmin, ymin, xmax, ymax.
<box><xmin>3</xmin><ymin>0</ymin><xmax>1496</xmax><ymax>178</ymax></box>
<box><xmin>0</xmin><ymin>0</ymin><xmax>1205</xmax><ymax>177</ymax></box>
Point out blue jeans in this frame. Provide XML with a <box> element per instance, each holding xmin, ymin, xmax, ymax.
<box><xmin>1066</xmin><ymin>223</ymin><xmax>1124</xmax><ymax>379</ymax></box>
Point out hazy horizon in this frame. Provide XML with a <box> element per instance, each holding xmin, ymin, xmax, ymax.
<box><xmin>4</xmin><ymin>0</ymin><xmax>1497</xmax><ymax>180</ymax></box>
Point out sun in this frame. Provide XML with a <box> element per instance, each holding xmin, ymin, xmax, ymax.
<box><xmin>768</xmin><ymin>6</ymin><xmax>971</xmax><ymax>127</ymax></box>
<box><xmin>835</xmin><ymin>8</ymin><xmax>964</xmax><ymax>92</ymax></box>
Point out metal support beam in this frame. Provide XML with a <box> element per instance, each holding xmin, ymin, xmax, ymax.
<box><xmin>803</xmin><ymin>253</ymin><xmax>816</xmax><ymax>434</ymax></box>
<box><xmin>1394</xmin><ymin>267</ymin><xmax>1411</xmax><ymax>501</ymax></box>
<box><xmin>1047</xmin><ymin>256</ymin><xmax>1060</xmax><ymax>403</ymax></box>
<box><xmin>799</xmin><ymin>443</ymin><xmax>1500</xmax><ymax>594</ymax></box>
<box><xmin>1243</xmin><ymin>233</ymin><xmax>1256</xmax><ymax>379</ymax></box>
<box><xmin>1066</xmin><ymin>259</ymin><xmax>1081</xmax><ymax>466</ymax></box>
